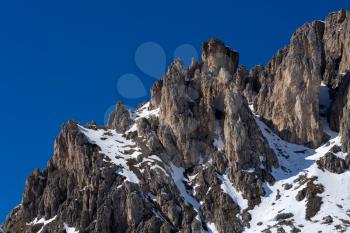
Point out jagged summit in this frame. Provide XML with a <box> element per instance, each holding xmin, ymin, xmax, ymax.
<box><xmin>202</xmin><ymin>38</ymin><xmax>239</xmax><ymax>75</ymax></box>
<box><xmin>3</xmin><ymin>9</ymin><xmax>350</xmax><ymax>233</ymax></box>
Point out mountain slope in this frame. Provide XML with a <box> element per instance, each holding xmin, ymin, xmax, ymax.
<box><xmin>3</xmin><ymin>9</ymin><xmax>350</xmax><ymax>233</ymax></box>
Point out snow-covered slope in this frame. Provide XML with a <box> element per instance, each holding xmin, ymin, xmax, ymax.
<box><xmin>245</xmin><ymin>86</ymin><xmax>350</xmax><ymax>233</ymax></box>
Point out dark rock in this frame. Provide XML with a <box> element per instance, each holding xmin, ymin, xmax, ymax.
<box><xmin>322</xmin><ymin>215</ymin><xmax>333</xmax><ymax>224</ymax></box>
<box><xmin>276</xmin><ymin>227</ymin><xmax>286</xmax><ymax>233</ymax></box>
<box><xmin>275</xmin><ymin>213</ymin><xmax>294</xmax><ymax>221</ymax></box>
<box><xmin>282</xmin><ymin>183</ymin><xmax>293</xmax><ymax>190</ymax></box>
<box><xmin>328</xmin><ymin>73</ymin><xmax>350</xmax><ymax>131</ymax></box>
<box><xmin>234</xmin><ymin>65</ymin><xmax>266</xmax><ymax>104</ymax></box>
<box><xmin>317</xmin><ymin>152</ymin><xmax>349</xmax><ymax>174</ymax></box>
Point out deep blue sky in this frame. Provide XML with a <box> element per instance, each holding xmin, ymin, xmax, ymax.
<box><xmin>1</xmin><ymin>0</ymin><xmax>349</xmax><ymax>222</ymax></box>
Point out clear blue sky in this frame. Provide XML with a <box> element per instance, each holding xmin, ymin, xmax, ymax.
<box><xmin>1</xmin><ymin>0</ymin><xmax>349</xmax><ymax>222</ymax></box>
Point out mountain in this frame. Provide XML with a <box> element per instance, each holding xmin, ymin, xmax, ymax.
<box><xmin>3</xmin><ymin>9</ymin><xmax>350</xmax><ymax>233</ymax></box>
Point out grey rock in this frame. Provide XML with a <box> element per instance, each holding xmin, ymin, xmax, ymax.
<box><xmin>255</xmin><ymin>20</ymin><xmax>325</xmax><ymax>148</ymax></box>
<box><xmin>323</xmin><ymin>9</ymin><xmax>350</xmax><ymax>88</ymax></box>
<box><xmin>317</xmin><ymin>152</ymin><xmax>349</xmax><ymax>174</ymax></box>
<box><xmin>322</xmin><ymin>215</ymin><xmax>333</xmax><ymax>224</ymax></box>
<box><xmin>149</xmin><ymin>80</ymin><xmax>163</xmax><ymax>110</ymax></box>
<box><xmin>274</xmin><ymin>212</ymin><xmax>294</xmax><ymax>221</ymax></box>
<box><xmin>108</xmin><ymin>102</ymin><xmax>134</xmax><ymax>133</ymax></box>
<box><xmin>202</xmin><ymin>38</ymin><xmax>239</xmax><ymax>75</ymax></box>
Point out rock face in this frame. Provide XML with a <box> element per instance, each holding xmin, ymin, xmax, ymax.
<box><xmin>157</xmin><ymin>39</ymin><xmax>277</xmax><ymax>208</ymax></box>
<box><xmin>328</xmin><ymin>72</ymin><xmax>350</xmax><ymax>131</ymax></box>
<box><xmin>108</xmin><ymin>102</ymin><xmax>133</xmax><ymax>133</ymax></box>
<box><xmin>4</xmin><ymin>9</ymin><xmax>350</xmax><ymax>233</ymax></box>
<box><xmin>340</xmin><ymin>93</ymin><xmax>350</xmax><ymax>153</ymax></box>
<box><xmin>234</xmin><ymin>65</ymin><xmax>266</xmax><ymax>104</ymax></box>
<box><xmin>149</xmin><ymin>80</ymin><xmax>163</xmax><ymax>109</ymax></box>
<box><xmin>254</xmin><ymin>10</ymin><xmax>350</xmax><ymax>149</ymax></box>
<box><xmin>317</xmin><ymin>151</ymin><xmax>350</xmax><ymax>174</ymax></box>
<box><xmin>201</xmin><ymin>38</ymin><xmax>239</xmax><ymax>75</ymax></box>
<box><xmin>323</xmin><ymin>9</ymin><xmax>350</xmax><ymax>88</ymax></box>
<box><xmin>323</xmin><ymin>10</ymin><xmax>350</xmax><ymax>153</ymax></box>
<box><xmin>255</xmin><ymin>20</ymin><xmax>325</xmax><ymax>148</ymax></box>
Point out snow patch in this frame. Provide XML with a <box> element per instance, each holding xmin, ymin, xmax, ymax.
<box><xmin>78</xmin><ymin>125</ymin><xmax>141</xmax><ymax>184</ymax></box>
<box><xmin>207</xmin><ymin>222</ymin><xmax>219</xmax><ymax>233</ymax></box>
<box><xmin>217</xmin><ymin>173</ymin><xmax>248</xmax><ymax>210</ymax></box>
<box><xmin>64</xmin><ymin>223</ymin><xmax>79</xmax><ymax>233</ymax></box>
<box><xmin>27</xmin><ymin>215</ymin><xmax>57</xmax><ymax>233</ymax></box>
<box><xmin>127</xmin><ymin>102</ymin><xmax>160</xmax><ymax>133</ymax></box>
<box><xmin>170</xmin><ymin>163</ymin><xmax>200</xmax><ymax>211</ymax></box>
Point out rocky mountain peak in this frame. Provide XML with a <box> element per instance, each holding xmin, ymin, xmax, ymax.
<box><xmin>4</xmin><ymin>9</ymin><xmax>350</xmax><ymax>233</ymax></box>
<box><xmin>201</xmin><ymin>38</ymin><xmax>239</xmax><ymax>75</ymax></box>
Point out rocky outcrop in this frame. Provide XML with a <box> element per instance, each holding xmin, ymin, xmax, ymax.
<box><xmin>255</xmin><ymin>20</ymin><xmax>325</xmax><ymax>148</ymax></box>
<box><xmin>149</xmin><ymin>80</ymin><xmax>163</xmax><ymax>109</ymax></box>
<box><xmin>341</xmin><ymin>99</ymin><xmax>350</xmax><ymax>153</ymax></box>
<box><xmin>323</xmin><ymin>9</ymin><xmax>350</xmax><ymax>88</ymax></box>
<box><xmin>328</xmin><ymin>72</ymin><xmax>350</xmax><ymax>131</ymax></box>
<box><xmin>158</xmin><ymin>39</ymin><xmax>277</xmax><ymax>207</ymax></box>
<box><xmin>295</xmin><ymin>176</ymin><xmax>324</xmax><ymax>220</ymax></box>
<box><xmin>108</xmin><ymin>102</ymin><xmax>133</xmax><ymax>133</ymax></box>
<box><xmin>223</xmin><ymin>89</ymin><xmax>277</xmax><ymax>207</ymax></box>
<box><xmin>323</xmin><ymin>10</ymin><xmax>350</xmax><ymax>152</ymax></box>
<box><xmin>201</xmin><ymin>38</ymin><xmax>239</xmax><ymax>75</ymax></box>
<box><xmin>317</xmin><ymin>151</ymin><xmax>350</xmax><ymax>174</ymax></box>
<box><xmin>234</xmin><ymin>65</ymin><xmax>266</xmax><ymax>104</ymax></box>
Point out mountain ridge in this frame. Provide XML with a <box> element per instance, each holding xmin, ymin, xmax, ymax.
<box><xmin>3</xmin><ymin>8</ymin><xmax>350</xmax><ymax>233</ymax></box>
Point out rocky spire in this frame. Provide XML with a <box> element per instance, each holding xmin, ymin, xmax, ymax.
<box><xmin>108</xmin><ymin>101</ymin><xmax>134</xmax><ymax>133</ymax></box>
<box><xmin>201</xmin><ymin>38</ymin><xmax>239</xmax><ymax>75</ymax></box>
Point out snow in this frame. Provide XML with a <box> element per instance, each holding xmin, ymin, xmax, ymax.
<box><xmin>245</xmin><ymin>88</ymin><xmax>350</xmax><ymax>232</ymax></box>
<box><xmin>28</xmin><ymin>216</ymin><xmax>57</xmax><ymax>226</ymax></box>
<box><xmin>148</xmin><ymin>154</ymin><xmax>162</xmax><ymax>162</ymax></box>
<box><xmin>27</xmin><ymin>215</ymin><xmax>57</xmax><ymax>233</ymax></box>
<box><xmin>127</xmin><ymin>102</ymin><xmax>160</xmax><ymax>133</ymax></box>
<box><xmin>217</xmin><ymin>173</ymin><xmax>248</xmax><ymax>210</ymax></box>
<box><xmin>78</xmin><ymin>125</ymin><xmax>141</xmax><ymax>184</ymax></box>
<box><xmin>207</xmin><ymin>222</ymin><xmax>219</xmax><ymax>233</ymax></box>
<box><xmin>169</xmin><ymin>163</ymin><xmax>214</xmax><ymax>233</ymax></box>
<box><xmin>169</xmin><ymin>163</ymin><xmax>201</xmax><ymax>211</ymax></box>
<box><xmin>64</xmin><ymin>223</ymin><xmax>79</xmax><ymax>233</ymax></box>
